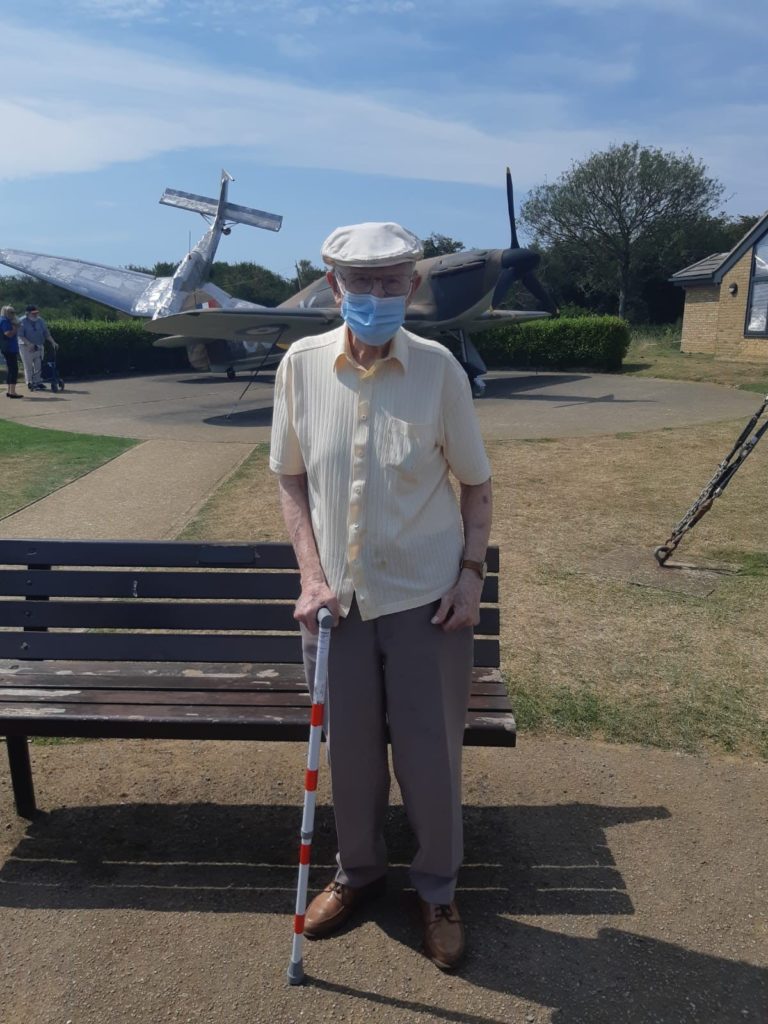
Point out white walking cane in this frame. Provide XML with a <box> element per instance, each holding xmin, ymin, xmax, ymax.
<box><xmin>287</xmin><ymin>606</ymin><xmax>333</xmax><ymax>986</ymax></box>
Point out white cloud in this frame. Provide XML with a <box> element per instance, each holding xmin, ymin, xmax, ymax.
<box><xmin>1</xmin><ymin>20</ymin><xmax>767</xmax><ymax>216</ymax></box>
<box><xmin>0</xmin><ymin>23</ymin><xmax>610</xmax><ymax>190</ymax></box>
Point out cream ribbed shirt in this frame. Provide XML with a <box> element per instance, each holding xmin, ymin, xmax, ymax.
<box><xmin>270</xmin><ymin>325</ymin><xmax>491</xmax><ymax>621</ymax></box>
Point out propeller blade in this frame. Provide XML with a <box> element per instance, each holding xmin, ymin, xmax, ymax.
<box><xmin>521</xmin><ymin>271</ymin><xmax>558</xmax><ymax>314</ymax></box>
<box><xmin>506</xmin><ymin>166</ymin><xmax>520</xmax><ymax>250</ymax></box>
<box><xmin>493</xmin><ymin>168</ymin><xmax>558</xmax><ymax>313</ymax></box>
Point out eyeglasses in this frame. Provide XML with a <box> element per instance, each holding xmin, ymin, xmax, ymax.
<box><xmin>336</xmin><ymin>269</ymin><xmax>414</xmax><ymax>296</ymax></box>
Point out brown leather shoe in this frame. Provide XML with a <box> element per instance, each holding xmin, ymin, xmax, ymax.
<box><xmin>419</xmin><ymin>898</ymin><xmax>465</xmax><ymax>970</ymax></box>
<box><xmin>303</xmin><ymin>876</ymin><xmax>386</xmax><ymax>939</ymax></box>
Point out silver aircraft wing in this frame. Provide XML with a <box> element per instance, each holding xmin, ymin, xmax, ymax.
<box><xmin>0</xmin><ymin>249</ymin><xmax>156</xmax><ymax>316</ymax></box>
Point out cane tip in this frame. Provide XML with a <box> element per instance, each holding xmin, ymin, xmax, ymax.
<box><xmin>287</xmin><ymin>961</ymin><xmax>306</xmax><ymax>986</ymax></box>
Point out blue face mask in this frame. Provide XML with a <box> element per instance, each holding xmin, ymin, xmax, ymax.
<box><xmin>340</xmin><ymin>292</ymin><xmax>407</xmax><ymax>347</ymax></box>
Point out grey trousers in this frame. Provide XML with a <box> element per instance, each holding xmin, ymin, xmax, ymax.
<box><xmin>301</xmin><ymin>598</ymin><xmax>473</xmax><ymax>904</ymax></box>
<box><xmin>18</xmin><ymin>342</ymin><xmax>42</xmax><ymax>386</ymax></box>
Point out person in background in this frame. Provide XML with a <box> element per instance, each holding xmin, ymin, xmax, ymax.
<box><xmin>270</xmin><ymin>222</ymin><xmax>493</xmax><ymax>971</ymax></box>
<box><xmin>18</xmin><ymin>304</ymin><xmax>57</xmax><ymax>392</ymax></box>
<box><xmin>0</xmin><ymin>305</ymin><xmax>22</xmax><ymax>398</ymax></box>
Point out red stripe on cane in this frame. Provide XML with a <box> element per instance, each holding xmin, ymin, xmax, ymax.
<box><xmin>299</xmin><ymin>842</ymin><xmax>312</xmax><ymax>865</ymax></box>
<box><xmin>305</xmin><ymin>768</ymin><xmax>319</xmax><ymax>791</ymax></box>
<box><xmin>310</xmin><ymin>704</ymin><xmax>324</xmax><ymax>727</ymax></box>
<box><xmin>294</xmin><ymin>914</ymin><xmax>305</xmax><ymax>934</ymax></box>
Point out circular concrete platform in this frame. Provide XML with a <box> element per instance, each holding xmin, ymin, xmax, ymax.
<box><xmin>1</xmin><ymin>369</ymin><xmax>761</xmax><ymax>443</ymax></box>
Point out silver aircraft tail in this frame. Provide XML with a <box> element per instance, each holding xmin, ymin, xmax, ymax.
<box><xmin>159</xmin><ymin>169</ymin><xmax>282</xmax><ymax>232</ymax></box>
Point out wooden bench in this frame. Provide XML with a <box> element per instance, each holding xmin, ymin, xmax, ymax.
<box><xmin>0</xmin><ymin>539</ymin><xmax>514</xmax><ymax>819</ymax></box>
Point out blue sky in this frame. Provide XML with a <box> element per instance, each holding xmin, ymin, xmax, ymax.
<box><xmin>2</xmin><ymin>0</ymin><xmax>766</xmax><ymax>282</ymax></box>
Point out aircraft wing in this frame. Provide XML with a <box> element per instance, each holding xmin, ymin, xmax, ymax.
<box><xmin>459</xmin><ymin>309</ymin><xmax>551</xmax><ymax>333</ymax></box>
<box><xmin>0</xmin><ymin>248</ymin><xmax>160</xmax><ymax>315</ymax></box>
<box><xmin>144</xmin><ymin>307</ymin><xmax>340</xmax><ymax>345</ymax></box>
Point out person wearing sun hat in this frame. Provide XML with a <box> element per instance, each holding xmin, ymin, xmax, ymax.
<box><xmin>18</xmin><ymin>304</ymin><xmax>57</xmax><ymax>392</ymax></box>
<box><xmin>270</xmin><ymin>221</ymin><xmax>492</xmax><ymax>970</ymax></box>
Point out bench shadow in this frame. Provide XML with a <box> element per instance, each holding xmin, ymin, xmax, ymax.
<box><xmin>0</xmin><ymin>801</ymin><xmax>663</xmax><ymax>915</ymax></box>
<box><xmin>2</xmin><ymin>801</ymin><xmax>765</xmax><ymax>1020</ymax></box>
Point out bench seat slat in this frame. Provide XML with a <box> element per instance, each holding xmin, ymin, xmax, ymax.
<box><xmin>0</xmin><ymin>664</ymin><xmax>506</xmax><ymax>694</ymax></box>
<box><xmin>0</xmin><ymin>704</ymin><xmax>515</xmax><ymax>746</ymax></box>
<box><xmin>0</xmin><ymin>687</ymin><xmax>512</xmax><ymax>712</ymax></box>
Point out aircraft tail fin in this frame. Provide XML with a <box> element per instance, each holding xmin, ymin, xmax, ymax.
<box><xmin>159</xmin><ymin>189</ymin><xmax>283</xmax><ymax>233</ymax></box>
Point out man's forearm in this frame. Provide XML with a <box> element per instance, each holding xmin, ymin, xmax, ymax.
<box><xmin>278</xmin><ymin>473</ymin><xmax>326</xmax><ymax>585</ymax></box>
<box><xmin>460</xmin><ymin>478</ymin><xmax>493</xmax><ymax>561</ymax></box>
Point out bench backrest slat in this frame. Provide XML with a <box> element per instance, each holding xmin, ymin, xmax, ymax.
<box><xmin>0</xmin><ymin>570</ymin><xmax>302</xmax><ymax>601</ymax></box>
<box><xmin>0</xmin><ymin>600</ymin><xmax>500</xmax><ymax>636</ymax></box>
<box><xmin>0</xmin><ymin>540</ymin><xmax>299</xmax><ymax>569</ymax></box>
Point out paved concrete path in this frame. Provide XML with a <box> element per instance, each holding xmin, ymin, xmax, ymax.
<box><xmin>1</xmin><ymin>369</ymin><xmax>761</xmax><ymax>443</ymax></box>
<box><xmin>0</xmin><ymin>438</ymin><xmax>253</xmax><ymax>540</ymax></box>
<box><xmin>1</xmin><ymin>368</ymin><xmax>761</xmax><ymax>541</ymax></box>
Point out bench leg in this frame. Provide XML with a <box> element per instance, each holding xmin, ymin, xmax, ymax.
<box><xmin>6</xmin><ymin>737</ymin><xmax>37</xmax><ymax>819</ymax></box>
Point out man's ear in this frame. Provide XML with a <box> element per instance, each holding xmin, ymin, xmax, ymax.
<box><xmin>406</xmin><ymin>272</ymin><xmax>422</xmax><ymax>305</ymax></box>
<box><xmin>327</xmin><ymin>269</ymin><xmax>343</xmax><ymax>305</ymax></box>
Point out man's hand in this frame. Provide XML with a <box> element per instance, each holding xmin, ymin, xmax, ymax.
<box><xmin>294</xmin><ymin>578</ymin><xmax>340</xmax><ymax>634</ymax></box>
<box><xmin>431</xmin><ymin>570</ymin><xmax>484</xmax><ymax>632</ymax></box>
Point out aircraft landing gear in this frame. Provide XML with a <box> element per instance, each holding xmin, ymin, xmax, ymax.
<box><xmin>226</xmin><ymin>367</ymin><xmax>236</xmax><ymax>380</ymax></box>
<box><xmin>455</xmin><ymin>329</ymin><xmax>487</xmax><ymax>398</ymax></box>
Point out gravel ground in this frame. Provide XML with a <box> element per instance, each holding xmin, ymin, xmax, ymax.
<box><xmin>1</xmin><ymin>736</ymin><xmax>766</xmax><ymax>1024</ymax></box>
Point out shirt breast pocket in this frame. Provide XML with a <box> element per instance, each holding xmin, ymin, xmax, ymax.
<box><xmin>382</xmin><ymin>417</ymin><xmax>436</xmax><ymax>481</ymax></box>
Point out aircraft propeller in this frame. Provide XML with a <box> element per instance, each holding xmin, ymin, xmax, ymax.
<box><xmin>492</xmin><ymin>167</ymin><xmax>557</xmax><ymax>313</ymax></box>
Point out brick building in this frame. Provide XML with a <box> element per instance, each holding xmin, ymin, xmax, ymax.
<box><xmin>671</xmin><ymin>211</ymin><xmax>768</xmax><ymax>361</ymax></box>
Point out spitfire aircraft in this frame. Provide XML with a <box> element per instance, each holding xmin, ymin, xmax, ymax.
<box><xmin>0</xmin><ymin>169</ymin><xmax>553</xmax><ymax>396</ymax></box>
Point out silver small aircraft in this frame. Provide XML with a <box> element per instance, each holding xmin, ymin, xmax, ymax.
<box><xmin>0</xmin><ymin>169</ymin><xmax>553</xmax><ymax>396</ymax></box>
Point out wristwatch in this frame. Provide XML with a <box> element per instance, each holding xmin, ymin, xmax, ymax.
<box><xmin>460</xmin><ymin>558</ymin><xmax>487</xmax><ymax>580</ymax></box>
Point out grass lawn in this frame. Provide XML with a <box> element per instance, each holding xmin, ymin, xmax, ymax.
<box><xmin>0</xmin><ymin>420</ymin><xmax>137</xmax><ymax>520</ymax></box>
<box><xmin>624</xmin><ymin>326</ymin><xmax>768</xmax><ymax>394</ymax></box>
<box><xmin>178</xmin><ymin>423</ymin><xmax>768</xmax><ymax>760</ymax></box>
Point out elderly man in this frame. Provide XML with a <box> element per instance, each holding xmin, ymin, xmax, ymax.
<box><xmin>269</xmin><ymin>222</ymin><xmax>492</xmax><ymax>970</ymax></box>
<box><xmin>18</xmin><ymin>305</ymin><xmax>57</xmax><ymax>392</ymax></box>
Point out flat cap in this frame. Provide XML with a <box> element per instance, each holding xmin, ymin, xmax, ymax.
<box><xmin>25</xmin><ymin>305</ymin><xmax>38</xmax><ymax>312</ymax></box>
<box><xmin>321</xmin><ymin>222</ymin><xmax>422</xmax><ymax>268</ymax></box>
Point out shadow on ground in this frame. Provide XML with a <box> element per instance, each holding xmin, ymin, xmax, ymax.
<box><xmin>482</xmin><ymin>373</ymin><xmax>652</xmax><ymax>407</ymax></box>
<box><xmin>1</xmin><ymin>800</ymin><xmax>764</xmax><ymax>1022</ymax></box>
<box><xmin>0</xmin><ymin>801</ymin><xmax>662</xmax><ymax>914</ymax></box>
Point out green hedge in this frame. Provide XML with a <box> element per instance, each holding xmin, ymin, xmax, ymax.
<box><xmin>46</xmin><ymin>319</ymin><xmax>187</xmax><ymax>376</ymax></box>
<box><xmin>477</xmin><ymin>316</ymin><xmax>631</xmax><ymax>371</ymax></box>
<box><xmin>4</xmin><ymin>315</ymin><xmax>629</xmax><ymax>379</ymax></box>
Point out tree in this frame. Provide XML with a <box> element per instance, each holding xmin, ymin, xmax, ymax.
<box><xmin>293</xmin><ymin>259</ymin><xmax>327</xmax><ymax>291</ymax></box>
<box><xmin>520</xmin><ymin>142</ymin><xmax>725</xmax><ymax>319</ymax></box>
<box><xmin>422</xmin><ymin>233</ymin><xmax>464</xmax><ymax>258</ymax></box>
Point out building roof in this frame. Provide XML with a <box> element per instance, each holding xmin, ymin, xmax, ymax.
<box><xmin>671</xmin><ymin>210</ymin><xmax>768</xmax><ymax>287</ymax></box>
<box><xmin>671</xmin><ymin>252</ymin><xmax>730</xmax><ymax>285</ymax></box>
